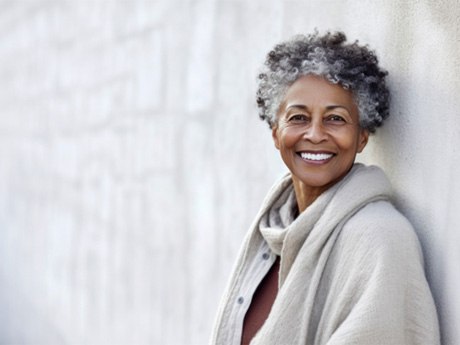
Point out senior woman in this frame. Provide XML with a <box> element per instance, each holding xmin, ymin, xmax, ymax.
<box><xmin>210</xmin><ymin>32</ymin><xmax>440</xmax><ymax>345</ymax></box>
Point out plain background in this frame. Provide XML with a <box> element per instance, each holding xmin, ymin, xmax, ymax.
<box><xmin>0</xmin><ymin>1</ymin><xmax>459</xmax><ymax>344</ymax></box>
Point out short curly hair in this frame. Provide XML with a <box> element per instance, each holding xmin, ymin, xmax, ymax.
<box><xmin>256</xmin><ymin>31</ymin><xmax>389</xmax><ymax>133</ymax></box>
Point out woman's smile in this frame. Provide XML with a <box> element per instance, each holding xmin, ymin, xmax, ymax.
<box><xmin>297</xmin><ymin>151</ymin><xmax>335</xmax><ymax>163</ymax></box>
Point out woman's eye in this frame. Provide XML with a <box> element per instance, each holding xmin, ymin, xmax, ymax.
<box><xmin>326</xmin><ymin>115</ymin><xmax>346</xmax><ymax>123</ymax></box>
<box><xmin>289</xmin><ymin>114</ymin><xmax>308</xmax><ymax>122</ymax></box>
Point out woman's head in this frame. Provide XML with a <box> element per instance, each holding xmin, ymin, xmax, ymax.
<box><xmin>256</xmin><ymin>31</ymin><xmax>389</xmax><ymax>133</ymax></box>
<box><xmin>272</xmin><ymin>74</ymin><xmax>369</xmax><ymax>200</ymax></box>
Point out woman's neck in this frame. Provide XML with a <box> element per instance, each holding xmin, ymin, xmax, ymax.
<box><xmin>292</xmin><ymin>175</ymin><xmax>327</xmax><ymax>213</ymax></box>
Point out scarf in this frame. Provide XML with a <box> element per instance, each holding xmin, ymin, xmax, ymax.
<box><xmin>211</xmin><ymin>163</ymin><xmax>440</xmax><ymax>345</ymax></box>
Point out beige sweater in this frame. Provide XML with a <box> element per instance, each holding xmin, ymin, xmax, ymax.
<box><xmin>211</xmin><ymin>164</ymin><xmax>440</xmax><ymax>345</ymax></box>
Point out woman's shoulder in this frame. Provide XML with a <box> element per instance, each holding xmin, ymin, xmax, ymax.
<box><xmin>338</xmin><ymin>200</ymin><xmax>423</xmax><ymax>263</ymax></box>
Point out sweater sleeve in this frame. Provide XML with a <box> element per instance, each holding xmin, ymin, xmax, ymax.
<box><xmin>316</xmin><ymin>201</ymin><xmax>440</xmax><ymax>345</ymax></box>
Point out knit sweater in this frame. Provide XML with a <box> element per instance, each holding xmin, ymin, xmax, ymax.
<box><xmin>211</xmin><ymin>164</ymin><xmax>440</xmax><ymax>345</ymax></box>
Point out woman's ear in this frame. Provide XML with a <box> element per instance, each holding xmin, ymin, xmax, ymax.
<box><xmin>272</xmin><ymin>125</ymin><xmax>280</xmax><ymax>150</ymax></box>
<box><xmin>357</xmin><ymin>128</ymin><xmax>369</xmax><ymax>153</ymax></box>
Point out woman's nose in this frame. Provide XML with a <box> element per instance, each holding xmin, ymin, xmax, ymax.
<box><xmin>302</xmin><ymin>121</ymin><xmax>328</xmax><ymax>143</ymax></box>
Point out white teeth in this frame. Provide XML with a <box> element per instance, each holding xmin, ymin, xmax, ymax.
<box><xmin>300</xmin><ymin>152</ymin><xmax>333</xmax><ymax>161</ymax></box>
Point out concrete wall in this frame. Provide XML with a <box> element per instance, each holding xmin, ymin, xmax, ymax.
<box><xmin>0</xmin><ymin>1</ymin><xmax>458</xmax><ymax>344</ymax></box>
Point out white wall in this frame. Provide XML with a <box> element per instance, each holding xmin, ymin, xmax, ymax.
<box><xmin>0</xmin><ymin>1</ymin><xmax>458</xmax><ymax>344</ymax></box>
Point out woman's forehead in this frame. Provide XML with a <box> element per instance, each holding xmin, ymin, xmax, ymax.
<box><xmin>282</xmin><ymin>75</ymin><xmax>357</xmax><ymax>109</ymax></box>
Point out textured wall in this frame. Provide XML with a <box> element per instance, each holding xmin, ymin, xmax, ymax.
<box><xmin>0</xmin><ymin>1</ymin><xmax>458</xmax><ymax>344</ymax></box>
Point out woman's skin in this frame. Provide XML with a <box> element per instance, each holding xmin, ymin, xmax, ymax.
<box><xmin>272</xmin><ymin>75</ymin><xmax>369</xmax><ymax>212</ymax></box>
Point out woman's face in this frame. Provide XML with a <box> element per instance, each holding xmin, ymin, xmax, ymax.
<box><xmin>272</xmin><ymin>74</ymin><xmax>369</xmax><ymax>193</ymax></box>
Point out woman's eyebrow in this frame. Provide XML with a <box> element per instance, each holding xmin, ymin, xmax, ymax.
<box><xmin>325</xmin><ymin>105</ymin><xmax>350</xmax><ymax>112</ymax></box>
<box><xmin>286</xmin><ymin>104</ymin><xmax>309</xmax><ymax>111</ymax></box>
<box><xmin>286</xmin><ymin>104</ymin><xmax>351</xmax><ymax>113</ymax></box>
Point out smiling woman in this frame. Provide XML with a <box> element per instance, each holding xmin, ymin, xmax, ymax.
<box><xmin>210</xmin><ymin>31</ymin><xmax>440</xmax><ymax>345</ymax></box>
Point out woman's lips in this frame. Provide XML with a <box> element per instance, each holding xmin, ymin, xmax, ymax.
<box><xmin>297</xmin><ymin>151</ymin><xmax>335</xmax><ymax>163</ymax></box>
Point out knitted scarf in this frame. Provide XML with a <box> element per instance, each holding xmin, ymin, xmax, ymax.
<box><xmin>211</xmin><ymin>163</ymin><xmax>440</xmax><ymax>345</ymax></box>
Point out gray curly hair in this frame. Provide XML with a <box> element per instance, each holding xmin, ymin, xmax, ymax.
<box><xmin>256</xmin><ymin>31</ymin><xmax>390</xmax><ymax>133</ymax></box>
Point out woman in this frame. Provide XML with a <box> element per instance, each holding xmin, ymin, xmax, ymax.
<box><xmin>211</xmin><ymin>32</ymin><xmax>440</xmax><ymax>345</ymax></box>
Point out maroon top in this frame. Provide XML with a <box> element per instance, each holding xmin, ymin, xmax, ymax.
<box><xmin>241</xmin><ymin>256</ymin><xmax>280</xmax><ymax>345</ymax></box>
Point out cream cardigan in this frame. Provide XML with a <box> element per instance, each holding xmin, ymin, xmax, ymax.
<box><xmin>211</xmin><ymin>164</ymin><xmax>440</xmax><ymax>345</ymax></box>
